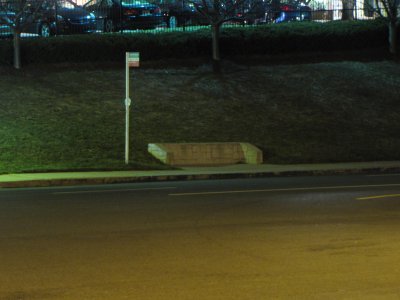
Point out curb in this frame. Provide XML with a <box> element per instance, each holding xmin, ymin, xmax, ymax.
<box><xmin>1</xmin><ymin>167</ymin><xmax>400</xmax><ymax>189</ymax></box>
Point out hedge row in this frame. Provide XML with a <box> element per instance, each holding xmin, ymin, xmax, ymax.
<box><xmin>0</xmin><ymin>19</ymin><xmax>389</xmax><ymax>65</ymax></box>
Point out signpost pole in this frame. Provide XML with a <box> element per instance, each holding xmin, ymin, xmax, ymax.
<box><xmin>124</xmin><ymin>52</ymin><xmax>139</xmax><ymax>165</ymax></box>
<box><xmin>125</xmin><ymin>52</ymin><xmax>131</xmax><ymax>165</ymax></box>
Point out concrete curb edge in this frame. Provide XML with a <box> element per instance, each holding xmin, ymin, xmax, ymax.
<box><xmin>1</xmin><ymin>167</ymin><xmax>400</xmax><ymax>189</ymax></box>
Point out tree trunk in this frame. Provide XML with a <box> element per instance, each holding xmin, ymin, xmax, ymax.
<box><xmin>389</xmin><ymin>21</ymin><xmax>398</xmax><ymax>55</ymax></box>
<box><xmin>13</xmin><ymin>29</ymin><xmax>21</xmax><ymax>69</ymax></box>
<box><xmin>211</xmin><ymin>23</ymin><xmax>221</xmax><ymax>74</ymax></box>
<box><xmin>341</xmin><ymin>0</ymin><xmax>354</xmax><ymax>20</ymax></box>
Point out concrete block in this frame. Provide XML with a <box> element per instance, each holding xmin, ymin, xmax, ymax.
<box><xmin>240</xmin><ymin>143</ymin><xmax>263</xmax><ymax>164</ymax></box>
<box><xmin>148</xmin><ymin>143</ymin><xmax>263</xmax><ymax>166</ymax></box>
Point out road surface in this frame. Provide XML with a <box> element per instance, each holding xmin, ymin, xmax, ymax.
<box><xmin>1</xmin><ymin>174</ymin><xmax>400</xmax><ymax>299</ymax></box>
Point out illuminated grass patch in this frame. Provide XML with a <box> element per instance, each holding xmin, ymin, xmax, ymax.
<box><xmin>0</xmin><ymin>60</ymin><xmax>399</xmax><ymax>173</ymax></box>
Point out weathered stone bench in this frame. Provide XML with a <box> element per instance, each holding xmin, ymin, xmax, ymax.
<box><xmin>148</xmin><ymin>143</ymin><xmax>263</xmax><ymax>166</ymax></box>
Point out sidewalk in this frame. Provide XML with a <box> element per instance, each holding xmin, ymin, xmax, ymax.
<box><xmin>1</xmin><ymin>161</ymin><xmax>400</xmax><ymax>188</ymax></box>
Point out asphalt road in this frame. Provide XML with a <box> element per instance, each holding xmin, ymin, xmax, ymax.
<box><xmin>1</xmin><ymin>174</ymin><xmax>400</xmax><ymax>299</ymax></box>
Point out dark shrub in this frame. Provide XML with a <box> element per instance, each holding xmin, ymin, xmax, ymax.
<box><xmin>0</xmin><ymin>19</ymin><xmax>389</xmax><ymax>65</ymax></box>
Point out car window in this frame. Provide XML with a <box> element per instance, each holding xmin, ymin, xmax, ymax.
<box><xmin>83</xmin><ymin>0</ymin><xmax>102</xmax><ymax>7</ymax></box>
<box><xmin>58</xmin><ymin>0</ymin><xmax>77</xmax><ymax>8</ymax></box>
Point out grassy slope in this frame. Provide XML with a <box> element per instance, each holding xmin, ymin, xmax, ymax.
<box><xmin>0</xmin><ymin>60</ymin><xmax>400</xmax><ymax>173</ymax></box>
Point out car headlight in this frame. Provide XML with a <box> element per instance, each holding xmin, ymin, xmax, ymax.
<box><xmin>87</xmin><ymin>13</ymin><xmax>95</xmax><ymax>19</ymax></box>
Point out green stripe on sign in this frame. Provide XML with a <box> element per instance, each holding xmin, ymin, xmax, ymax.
<box><xmin>128</xmin><ymin>52</ymin><xmax>139</xmax><ymax>61</ymax></box>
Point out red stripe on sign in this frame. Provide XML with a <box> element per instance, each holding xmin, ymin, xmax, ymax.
<box><xmin>128</xmin><ymin>61</ymin><xmax>139</xmax><ymax>67</ymax></box>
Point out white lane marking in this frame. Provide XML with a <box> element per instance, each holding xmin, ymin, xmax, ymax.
<box><xmin>357</xmin><ymin>194</ymin><xmax>400</xmax><ymax>200</ymax></box>
<box><xmin>169</xmin><ymin>183</ymin><xmax>400</xmax><ymax>197</ymax></box>
<box><xmin>53</xmin><ymin>187</ymin><xmax>176</xmax><ymax>195</ymax></box>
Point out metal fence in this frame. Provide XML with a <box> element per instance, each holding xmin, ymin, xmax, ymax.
<box><xmin>0</xmin><ymin>0</ymin><xmax>380</xmax><ymax>38</ymax></box>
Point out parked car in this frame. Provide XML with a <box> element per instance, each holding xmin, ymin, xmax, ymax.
<box><xmin>6</xmin><ymin>0</ymin><xmax>97</xmax><ymax>37</ymax></box>
<box><xmin>0</xmin><ymin>10</ymin><xmax>14</xmax><ymax>38</ymax></box>
<box><xmin>84</xmin><ymin>0</ymin><xmax>164</xmax><ymax>32</ymax></box>
<box><xmin>233</xmin><ymin>0</ymin><xmax>269</xmax><ymax>25</ymax></box>
<box><xmin>42</xmin><ymin>0</ymin><xmax>96</xmax><ymax>36</ymax></box>
<box><xmin>151</xmin><ymin>0</ymin><xmax>208</xmax><ymax>28</ymax></box>
<box><xmin>272</xmin><ymin>2</ymin><xmax>311</xmax><ymax>23</ymax></box>
<box><xmin>155</xmin><ymin>0</ymin><xmax>266</xmax><ymax>28</ymax></box>
<box><xmin>181</xmin><ymin>0</ymin><xmax>267</xmax><ymax>26</ymax></box>
<box><xmin>235</xmin><ymin>0</ymin><xmax>311</xmax><ymax>24</ymax></box>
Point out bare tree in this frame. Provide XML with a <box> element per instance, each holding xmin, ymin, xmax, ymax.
<box><xmin>0</xmin><ymin>0</ymin><xmax>47</xmax><ymax>69</ymax></box>
<box><xmin>373</xmin><ymin>0</ymin><xmax>399</xmax><ymax>55</ymax></box>
<box><xmin>192</xmin><ymin>0</ymin><xmax>265</xmax><ymax>73</ymax></box>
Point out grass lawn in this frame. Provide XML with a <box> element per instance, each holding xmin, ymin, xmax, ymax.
<box><xmin>0</xmin><ymin>60</ymin><xmax>400</xmax><ymax>173</ymax></box>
